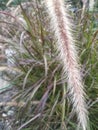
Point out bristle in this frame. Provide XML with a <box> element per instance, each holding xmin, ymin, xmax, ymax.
<box><xmin>44</xmin><ymin>0</ymin><xmax>88</xmax><ymax>129</ymax></box>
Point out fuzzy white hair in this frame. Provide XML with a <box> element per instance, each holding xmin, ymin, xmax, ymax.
<box><xmin>44</xmin><ymin>0</ymin><xmax>88</xmax><ymax>130</ymax></box>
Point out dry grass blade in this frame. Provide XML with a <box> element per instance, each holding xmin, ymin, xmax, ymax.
<box><xmin>18</xmin><ymin>113</ymin><xmax>41</xmax><ymax>130</ymax></box>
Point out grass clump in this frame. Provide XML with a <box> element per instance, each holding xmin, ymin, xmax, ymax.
<box><xmin>0</xmin><ymin>0</ymin><xmax>98</xmax><ymax>130</ymax></box>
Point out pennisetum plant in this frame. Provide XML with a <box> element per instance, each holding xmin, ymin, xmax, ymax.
<box><xmin>2</xmin><ymin>0</ymin><xmax>98</xmax><ymax>129</ymax></box>
<box><xmin>44</xmin><ymin>0</ymin><xmax>88</xmax><ymax>130</ymax></box>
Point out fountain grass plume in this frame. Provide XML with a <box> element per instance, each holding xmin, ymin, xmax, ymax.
<box><xmin>44</xmin><ymin>0</ymin><xmax>88</xmax><ymax>129</ymax></box>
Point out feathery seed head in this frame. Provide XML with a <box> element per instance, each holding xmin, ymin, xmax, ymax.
<box><xmin>44</xmin><ymin>0</ymin><xmax>88</xmax><ymax>129</ymax></box>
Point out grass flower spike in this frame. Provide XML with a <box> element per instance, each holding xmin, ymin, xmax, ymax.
<box><xmin>44</xmin><ymin>0</ymin><xmax>88</xmax><ymax>129</ymax></box>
